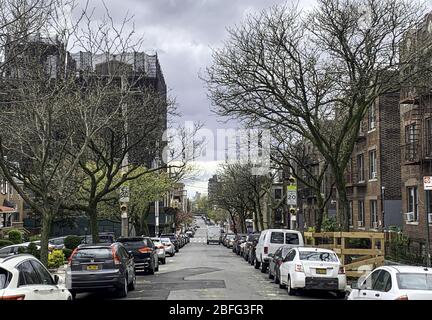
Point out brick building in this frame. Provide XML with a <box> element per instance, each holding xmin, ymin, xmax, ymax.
<box><xmin>346</xmin><ymin>92</ymin><xmax>402</xmax><ymax>231</ymax></box>
<box><xmin>398</xmin><ymin>12</ymin><xmax>432</xmax><ymax>252</ymax></box>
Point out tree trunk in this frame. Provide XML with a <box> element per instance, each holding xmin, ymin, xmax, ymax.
<box><xmin>88</xmin><ymin>204</ymin><xmax>99</xmax><ymax>243</ymax></box>
<box><xmin>40</xmin><ymin>212</ymin><xmax>52</xmax><ymax>267</ymax></box>
<box><xmin>315</xmin><ymin>194</ymin><xmax>325</xmax><ymax>233</ymax></box>
<box><xmin>334</xmin><ymin>171</ymin><xmax>350</xmax><ymax>231</ymax></box>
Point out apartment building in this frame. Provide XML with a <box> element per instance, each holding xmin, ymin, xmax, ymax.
<box><xmin>398</xmin><ymin>13</ymin><xmax>432</xmax><ymax>251</ymax></box>
<box><xmin>346</xmin><ymin>92</ymin><xmax>402</xmax><ymax>231</ymax></box>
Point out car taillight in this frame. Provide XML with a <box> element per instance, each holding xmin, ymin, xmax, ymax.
<box><xmin>339</xmin><ymin>266</ymin><xmax>346</xmax><ymax>274</ymax></box>
<box><xmin>111</xmin><ymin>247</ymin><xmax>122</xmax><ymax>265</ymax></box>
<box><xmin>295</xmin><ymin>264</ymin><xmax>304</xmax><ymax>272</ymax></box>
<box><xmin>68</xmin><ymin>248</ymin><xmax>78</xmax><ymax>266</ymax></box>
<box><xmin>264</xmin><ymin>247</ymin><xmax>268</xmax><ymax>254</ymax></box>
<box><xmin>138</xmin><ymin>247</ymin><xmax>152</xmax><ymax>254</ymax></box>
<box><xmin>0</xmin><ymin>294</ymin><xmax>25</xmax><ymax>300</ymax></box>
<box><xmin>395</xmin><ymin>295</ymin><xmax>409</xmax><ymax>300</ymax></box>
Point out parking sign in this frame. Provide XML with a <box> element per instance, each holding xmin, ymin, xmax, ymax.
<box><xmin>424</xmin><ymin>176</ymin><xmax>432</xmax><ymax>190</ymax></box>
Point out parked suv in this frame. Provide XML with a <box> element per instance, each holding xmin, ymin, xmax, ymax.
<box><xmin>66</xmin><ymin>243</ymin><xmax>136</xmax><ymax>299</ymax></box>
<box><xmin>116</xmin><ymin>237</ymin><xmax>159</xmax><ymax>274</ymax></box>
<box><xmin>255</xmin><ymin>229</ymin><xmax>304</xmax><ymax>273</ymax></box>
<box><xmin>0</xmin><ymin>254</ymin><xmax>72</xmax><ymax>300</ymax></box>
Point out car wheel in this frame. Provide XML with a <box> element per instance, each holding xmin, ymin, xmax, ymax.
<box><xmin>117</xmin><ymin>276</ymin><xmax>128</xmax><ymax>298</ymax></box>
<box><xmin>268</xmin><ymin>268</ymin><xmax>274</xmax><ymax>280</ymax></box>
<box><xmin>70</xmin><ymin>291</ymin><xmax>76</xmax><ymax>300</ymax></box>
<box><xmin>260</xmin><ymin>262</ymin><xmax>268</xmax><ymax>273</ymax></box>
<box><xmin>155</xmin><ymin>261</ymin><xmax>159</xmax><ymax>272</ymax></box>
<box><xmin>254</xmin><ymin>258</ymin><xmax>260</xmax><ymax>269</ymax></box>
<box><xmin>275</xmin><ymin>271</ymin><xmax>280</xmax><ymax>284</ymax></box>
<box><xmin>128</xmin><ymin>272</ymin><xmax>136</xmax><ymax>291</ymax></box>
<box><xmin>162</xmin><ymin>258</ymin><xmax>166</xmax><ymax>265</ymax></box>
<box><xmin>287</xmin><ymin>276</ymin><xmax>297</xmax><ymax>296</ymax></box>
<box><xmin>148</xmin><ymin>263</ymin><xmax>155</xmax><ymax>275</ymax></box>
<box><xmin>335</xmin><ymin>291</ymin><xmax>346</xmax><ymax>299</ymax></box>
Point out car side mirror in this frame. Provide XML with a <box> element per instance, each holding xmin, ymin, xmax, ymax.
<box><xmin>53</xmin><ymin>275</ymin><xmax>59</xmax><ymax>285</ymax></box>
<box><xmin>268</xmin><ymin>253</ymin><xmax>274</xmax><ymax>258</ymax></box>
<box><xmin>350</xmin><ymin>282</ymin><xmax>358</xmax><ymax>289</ymax></box>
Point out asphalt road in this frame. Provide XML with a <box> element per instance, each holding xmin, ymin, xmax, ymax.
<box><xmin>76</xmin><ymin>217</ymin><xmax>343</xmax><ymax>300</ymax></box>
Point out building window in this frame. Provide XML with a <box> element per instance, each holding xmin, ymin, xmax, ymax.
<box><xmin>369</xmin><ymin>150</ymin><xmax>377</xmax><ymax>180</ymax></box>
<box><xmin>274</xmin><ymin>188</ymin><xmax>282</xmax><ymax>200</ymax></box>
<box><xmin>426</xmin><ymin>118</ymin><xmax>432</xmax><ymax>157</ymax></box>
<box><xmin>407</xmin><ymin>187</ymin><xmax>419</xmax><ymax>222</ymax></box>
<box><xmin>0</xmin><ymin>178</ymin><xmax>7</xmax><ymax>195</ymax></box>
<box><xmin>368</xmin><ymin>104</ymin><xmax>376</xmax><ymax>131</ymax></box>
<box><xmin>358</xmin><ymin>200</ymin><xmax>365</xmax><ymax>227</ymax></box>
<box><xmin>349</xmin><ymin>201</ymin><xmax>353</xmax><ymax>227</ymax></box>
<box><xmin>370</xmin><ymin>200</ymin><xmax>378</xmax><ymax>228</ymax></box>
<box><xmin>405</xmin><ymin>123</ymin><xmax>418</xmax><ymax>161</ymax></box>
<box><xmin>357</xmin><ymin>154</ymin><xmax>364</xmax><ymax>182</ymax></box>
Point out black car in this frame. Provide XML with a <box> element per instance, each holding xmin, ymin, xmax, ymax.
<box><xmin>116</xmin><ymin>237</ymin><xmax>159</xmax><ymax>274</ymax></box>
<box><xmin>232</xmin><ymin>234</ymin><xmax>247</xmax><ymax>255</ymax></box>
<box><xmin>243</xmin><ymin>233</ymin><xmax>261</xmax><ymax>262</ymax></box>
<box><xmin>67</xmin><ymin>243</ymin><xmax>136</xmax><ymax>299</ymax></box>
<box><xmin>160</xmin><ymin>234</ymin><xmax>179</xmax><ymax>252</ymax></box>
<box><xmin>268</xmin><ymin>245</ymin><xmax>292</xmax><ymax>288</ymax></box>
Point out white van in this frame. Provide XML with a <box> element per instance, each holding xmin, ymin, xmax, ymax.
<box><xmin>254</xmin><ymin>229</ymin><xmax>304</xmax><ymax>273</ymax></box>
<box><xmin>207</xmin><ymin>226</ymin><xmax>221</xmax><ymax>245</ymax></box>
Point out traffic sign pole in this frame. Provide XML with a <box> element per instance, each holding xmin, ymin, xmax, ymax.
<box><xmin>423</xmin><ymin>176</ymin><xmax>431</xmax><ymax>267</ymax></box>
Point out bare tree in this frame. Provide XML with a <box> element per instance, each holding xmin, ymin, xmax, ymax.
<box><xmin>205</xmin><ymin>0</ymin><xmax>427</xmax><ymax>231</ymax></box>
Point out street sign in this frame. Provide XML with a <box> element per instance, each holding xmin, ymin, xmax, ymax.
<box><xmin>287</xmin><ymin>185</ymin><xmax>297</xmax><ymax>205</ymax></box>
<box><xmin>424</xmin><ymin>176</ymin><xmax>432</xmax><ymax>190</ymax></box>
<box><xmin>119</xmin><ymin>186</ymin><xmax>130</xmax><ymax>203</ymax></box>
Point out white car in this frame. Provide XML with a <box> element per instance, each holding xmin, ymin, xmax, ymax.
<box><xmin>348</xmin><ymin>265</ymin><xmax>432</xmax><ymax>300</ymax></box>
<box><xmin>279</xmin><ymin>247</ymin><xmax>347</xmax><ymax>298</ymax></box>
<box><xmin>0</xmin><ymin>242</ymin><xmax>41</xmax><ymax>258</ymax></box>
<box><xmin>151</xmin><ymin>238</ymin><xmax>167</xmax><ymax>264</ymax></box>
<box><xmin>255</xmin><ymin>229</ymin><xmax>304</xmax><ymax>273</ymax></box>
<box><xmin>0</xmin><ymin>254</ymin><xmax>72</xmax><ymax>300</ymax></box>
<box><xmin>160</xmin><ymin>237</ymin><xmax>176</xmax><ymax>256</ymax></box>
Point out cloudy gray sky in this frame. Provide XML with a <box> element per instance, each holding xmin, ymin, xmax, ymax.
<box><xmin>81</xmin><ymin>0</ymin><xmax>316</xmax><ymax>196</ymax></box>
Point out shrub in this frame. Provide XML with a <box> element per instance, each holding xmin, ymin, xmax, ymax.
<box><xmin>48</xmin><ymin>250</ymin><xmax>65</xmax><ymax>269</ymax></box>
<box><xmin>63</xmin><ymin>248</ymin><xmax>73</xmax><ymax>260</ymax></box>
<box><xmin>0</xmin><ymin>240</ymin><xmax>14</xmax><ymax>248</ymax></box>
<box><xmin>64</xmin><ymin>235</ymin><xmax>82</xmax><ymax>250</ymax></box>
<box><xmin>8</xmin><ymin>229</ymin><xmax>23</xmax><ymax>244</ymax></box>
<box><xmin>321</xmin><ymin>217</ymin><xmax>339</xmax><ymax>232</ymax></box>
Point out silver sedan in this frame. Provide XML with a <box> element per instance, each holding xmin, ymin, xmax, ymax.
<box><xmin>151</xmin><ymin>238</ymin><xmax>167</xmax><ymax>264</ymax></box>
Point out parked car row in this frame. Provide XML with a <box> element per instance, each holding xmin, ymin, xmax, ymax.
<box><xmin>0</xmin><ymin>231</ymin><xmax>193</xmax><ymax>300</ymax></box>
<box><xmin>226</xmin><ymin>229</ymin><xmax>347</xmax><ymax>298</ymax></box>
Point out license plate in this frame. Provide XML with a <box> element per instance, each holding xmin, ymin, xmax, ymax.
<box><xmin>316</xmin><ymin>268</ymin><xmax>326</xmax><ymax>274</ymax></box>
<box><xmin>86</xmin><ymin>265</ymin><xmax>99</xmax><ymax>271</ymax></box>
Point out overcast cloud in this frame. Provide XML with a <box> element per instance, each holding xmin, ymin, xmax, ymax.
<box><xmin>79</xmin><ymin>0</ymin><xmax>316</xmax><ymax>196</ymax></box>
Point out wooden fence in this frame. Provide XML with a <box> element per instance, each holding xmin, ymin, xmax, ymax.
<box><xmin>303</xmin><ymin>231</ymin><xmax>385</xmax><ymax>278</ymax></box>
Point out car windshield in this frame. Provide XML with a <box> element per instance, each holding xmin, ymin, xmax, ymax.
<box><xmin>396</xmin><ymin>273</ymin><xmax>432</xmax><ymax>290</ymax></box>
<box><xmin>117</xmin><ymin>239</ymin><xmax>146</xmax><ymax>249</ymax></box>
<box><xmin>75</xmin><ymin>248</ymin><xmax>112</xmax><ymax>259</ymax></box>
<box><xmin>50</xmin><ymin>238</ymin><xmax>64</xmax><ymax>245</ymax></box>
<box><xmin>160</xmin><ymin>238</ymin><xmax>172</xmax><ymax>244</ymax></box>
<box><xmin>227</xmin><ymin>235</ymin><xmax>235</xmax><ymax>240</ymax></box>
<box><xmin>299</xmin><ymin>251</ymin><xmax>339</xmax><ymax>262</ymax></box>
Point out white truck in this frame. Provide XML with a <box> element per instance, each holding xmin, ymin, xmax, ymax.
<box><xmin>207</xmin><ymin>226</ymin><xmax>221</xmax><ymax>245</ymax></box>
